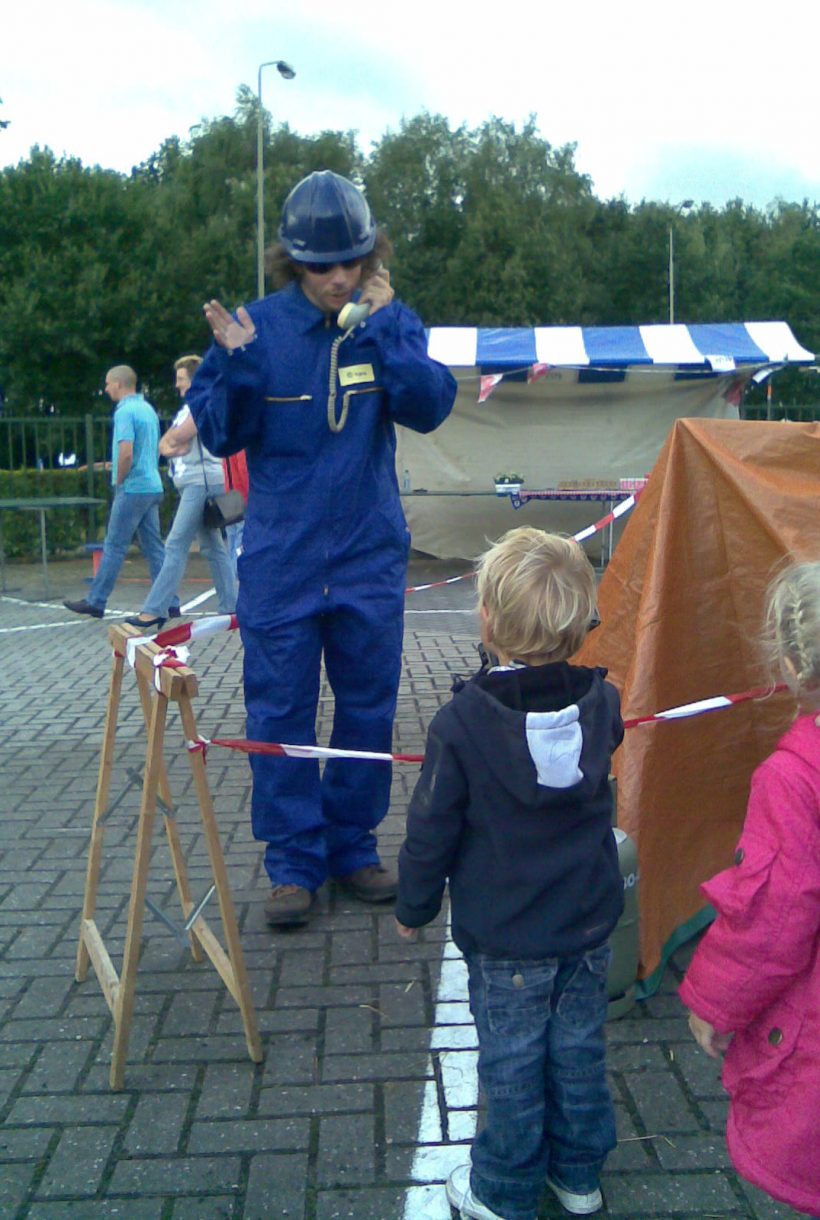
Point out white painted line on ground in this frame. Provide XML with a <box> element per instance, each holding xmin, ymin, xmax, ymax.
<box><xmin>0</xmin><ymin>607</ymin><xmax>214</xmax><ymax>635</ymax></box>
<box><xmin>403</xmin><ymin>929</ymin><xmax>477</xmax><ymax>1220</ymax></box>
<box><xmin>0</xmin><ymin>619</ymin><xmax>106</xmax><ymax>634</ymax></box>
<box><xmin>1</xmin><ymin>595</ymin><xmax>70</xmax><ymax>610</ymax></box>
<box><xmin>181</xmin><ymin>587</ymin><xmax>217</xmax><ymax>612</ymax></box>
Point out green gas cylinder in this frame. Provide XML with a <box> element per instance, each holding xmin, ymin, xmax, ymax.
<box><xmin>607</xmin><ymin>776</ymin><xmax>640</xmax><ymax>1020</ymax></box>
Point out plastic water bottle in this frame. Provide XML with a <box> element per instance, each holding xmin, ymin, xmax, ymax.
<box><xmin>402</xmin><ymin>469</ymin><xmax>411</xmax><ymax>493</ymax></box>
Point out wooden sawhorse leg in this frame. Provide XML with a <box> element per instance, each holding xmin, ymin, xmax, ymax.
<box><xmin>76</xmin><ymin>625</ymin><xmax>262</xmax><ymax>1090</ymax></box>
<box><xmin>134</xmin><ymin>665</ymin><xmax>204</xmax><ymax>965</ymax></box>
<box><xmin>109</xmin><ymin>685</ymin><xmax>168</xmax><ymax>1089</ymax></box>
<box><xmin>178</xmin><ymin>692</ymin><xmax>262</xmax><ymax>1066</ymax></box>
<box><xmin>76</xmin><ymin>647</ymin><xmax>125</xmax><ymax>989</ymax></box>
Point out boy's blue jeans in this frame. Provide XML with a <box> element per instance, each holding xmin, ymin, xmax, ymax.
<box><xmin>465</xmin><ymin>943</ymin><xmax>615</xmax><ymax>1220</ymax></box>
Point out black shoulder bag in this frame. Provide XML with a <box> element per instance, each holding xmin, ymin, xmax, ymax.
<box><xmin>198</xmin><ymin>440</ymin><xmax>245</xmax><ymax>529</ymax></box>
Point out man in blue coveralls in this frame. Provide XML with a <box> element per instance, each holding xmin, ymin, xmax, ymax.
<box><xmin>188</xmin><ymin>171</ymin><xmax>457</xmax><ymax>927</ymax></box>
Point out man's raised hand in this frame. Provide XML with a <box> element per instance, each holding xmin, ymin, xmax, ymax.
<box><xmin>203</xmin><ymin>300</ymin><xmax>257</xmax><ymax>351</ymax></box>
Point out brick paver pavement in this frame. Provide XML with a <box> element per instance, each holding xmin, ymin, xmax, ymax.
<box><xmin>0</xmin><ymin>553</ymin><xmax>805</xmax><ymax>1219</ymax></box>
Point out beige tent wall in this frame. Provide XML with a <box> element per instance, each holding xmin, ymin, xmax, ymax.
<box><xmin>396</xmin><ymin>369</ymin><xmax>741</xmax><ymax>560</ymax></box>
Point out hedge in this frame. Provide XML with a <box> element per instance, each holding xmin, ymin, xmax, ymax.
<box><xmin>0</xmin><ymin>469</ymin><xmax>179</xmax><ymax>560</ymax></box>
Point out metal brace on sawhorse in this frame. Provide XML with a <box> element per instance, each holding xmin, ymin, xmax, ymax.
<box><xmin>75</xmin><ymin>623</ymin><xmax>262</xmax><ymax>1090</ymax></box>
<box><xmin>145</xmin><ymin>885</ymin><xmax>216</xmax><ymax>946</ymax></box>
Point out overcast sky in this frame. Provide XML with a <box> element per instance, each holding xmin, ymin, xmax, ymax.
<box><xmin>2</xmin><ymin>0</ymin><xmax>819</xmax><ymax>211</ymax></box>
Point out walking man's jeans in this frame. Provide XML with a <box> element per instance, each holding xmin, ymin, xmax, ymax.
<box><xmin>87</xmin><ymin>489</ymin><xmax>165</xmax><ymax>610</ymax></box>
<box><xmin>466</xmin><ymin>943</ymin><xmax>615</xmax><ymax>1220</ymax></box>
<box><xmin>141</xmin><ymin>483</ymin><xmax>236</xmax><ymax>618</ymax></box>
<box><xmin>225</xmin><ymin>520</ymin><xmax>244</xmax><ymax>576</ymax></box>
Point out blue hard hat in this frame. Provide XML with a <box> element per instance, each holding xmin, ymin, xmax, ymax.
<box><xmin>279</xmin><ymin>170</ymin><xmax>376</xmax><ymax>263</ymax></box>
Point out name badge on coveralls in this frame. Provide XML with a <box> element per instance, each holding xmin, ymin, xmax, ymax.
<box><xmin>339</xmin><ymin>364</ymin><xmax>375</xmax><ymax>387</ymax></box>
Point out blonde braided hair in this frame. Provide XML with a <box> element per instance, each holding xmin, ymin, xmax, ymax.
<box><xmin>763</xmin><ymin>561</ymin><xmax>820</xmax><ymax>712</ymax></box>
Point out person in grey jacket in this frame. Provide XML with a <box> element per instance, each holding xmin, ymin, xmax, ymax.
<box><xmin>124</xmin><ymin>355</ymin><xmax>236</xmax><ymax>629</ymax></box>
<box><xmin>396</xmin><ymin>528</ymin><xmax>623</xmax><ymax>1220</ymax></box>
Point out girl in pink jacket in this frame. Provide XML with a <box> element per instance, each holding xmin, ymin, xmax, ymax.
<box><xmin>680</xmin><ymin>560</ymin><xmax>820</xmax><ymax>1217</ymax></box>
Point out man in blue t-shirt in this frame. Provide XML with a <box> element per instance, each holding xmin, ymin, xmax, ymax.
<box><xmin>64</xmin><ymin>365</ymin><xmax>174</xmax><ymax>619</ymax></box>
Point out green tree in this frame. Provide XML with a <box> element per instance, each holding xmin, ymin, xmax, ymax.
<box><xmin>0</xmin><ymin>149</ymin><xmax>163</xmax><ymax>413</ymax></box>
<box><xmin>137</xmin><ymin>91</ymin><xmax>363</xmax><ymax>396</ymax></box>
<box><xmin>1</xmin><ymin>98</ymin><xmax>818</xmax><ymax>419</ymax></box>
<box><xmin>0</xmin><ymin>95</ymin><xmax>366</xmax><ymax>416</ymax></box>
<box><xmin>367</xmin><ymin>114</ymin><xmax>597</xmax><ymax>326</ymax></box>
<box><xmin>366</xmin><ymin>112</ymin><xmax>470</xmax><ymax>320</ymax></box>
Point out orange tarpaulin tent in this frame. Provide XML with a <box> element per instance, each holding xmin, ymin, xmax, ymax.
<box><xmin>575</xmin><ymin>417</ymin><xmax>820</xmax><ymax>990</ymax></box>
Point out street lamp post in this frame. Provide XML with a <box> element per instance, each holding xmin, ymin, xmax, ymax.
<box><xmin>668</xmin><ymin>199</ymin><xmax>694</xmax><ymax>324</ymax></box>
<box><xmin>256</xmin><ymin>59</ymin><xmax>295</xmax><ymax>300</ymax></box>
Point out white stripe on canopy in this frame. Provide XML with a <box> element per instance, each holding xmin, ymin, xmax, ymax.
<box><xmin>423</xmin><ymin>322</ymin><xmax>813</xmax><ymax>371</ymax></box>
<box><xmin>427</xmin><ymin>327</ymin><xmax>476</xmax><ymax>366</ymax></box>
<box><xmin>745</xmin><ymin>321</ymin><xmax>813</xmax><ymax>364</ymax></box>
<box><xmin>639</xmin><ymin>324</ymin><xmax>705</xmax><ymax>365</ymax></box>
<box><xmin>534</xmin><ymin>326</ymin><xmax>589</xmax><ymax>366</ymax></box>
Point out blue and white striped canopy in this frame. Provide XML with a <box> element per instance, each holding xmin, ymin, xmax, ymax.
<box><xmin>426</xmin><ymin>321</ymin><xmax>813</xmax><ymax>373</ymax></box>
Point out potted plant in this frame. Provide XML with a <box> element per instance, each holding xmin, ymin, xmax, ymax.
<box><xmin>494</xmin><ymin>471</ymin><xmax>524</xmax><ymax>496</ymax></box>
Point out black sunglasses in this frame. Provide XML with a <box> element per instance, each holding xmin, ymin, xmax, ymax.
<box><xmin>300</xmin><ymin>257</ymin><xmax>364</xmax><ymax>275</ymax></box>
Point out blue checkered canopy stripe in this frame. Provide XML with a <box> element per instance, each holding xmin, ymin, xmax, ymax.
<box><xmin>425</xmin><ymin>322</ymin><xmax>813</xmax><ymax>372</ymax></box>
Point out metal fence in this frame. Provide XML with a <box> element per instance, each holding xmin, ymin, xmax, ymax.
<box><xmin>0</xmin><ymin>415</ymin><xmax>112</xmax><ymax>501</ymax></box>
<box><xmin>741</xmin><ymin>403</ymin><xmax>820</xmax><ymax>422</ymax></box>
<box><xmin>0</xmin><ymin>404</ymin><xmax>816</xmax><ymax>481</ymax></box>
<box><xmin>0</xmin><ymin>413</ymin><xmax>180</xmax><ymax>558</ymax></box>
<box><xmin>0</xmin><ymin>412</ymin><xmax>175</xmax><ymax>483</ymax></box>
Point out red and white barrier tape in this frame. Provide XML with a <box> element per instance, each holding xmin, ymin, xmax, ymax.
<box><xmin>405</xmin><ymin>573</ymin><xmax>474</xmax><ymax>593</ymax></box>
<box><xmin>125</xmin><ymin>498</ymin><xmax>639</xmax><ymax>653</ymax></box>
<box><xmin>622</xmin><ymin>683</ymin><xmax>787</xmax><ymax>729</ymax></box>
<box><xmin>183</xmin><ymin>682</ymin><xmax>788</xmax><ymax>765</ymax></box>
<box><xmin>151</xmin><ymin>614</ymin><xmax>238</xmax><ymax>650</ymax></box>
<box><xmin>123</xmin><ymin>632</ymin><xmax>192</xmax><ymax>685</ymax></box>
<box><xmin>151</xmin><ymin>649</ymin><xmax>188</xmax><ymax>689</ymax></box>
<box><xmin>572</xmin><ymin>495</ymin><xmax>637</xmax><ymax>543</ymax></box>
<box><xmin>187</xmin><ymin>736</ymin><xmax>424</xmax><ymax>764</ymax></box>
<box><xmin>404</xmin><ymin>494</ymin><xmax>640</xmax><ymax>591</ymax></box>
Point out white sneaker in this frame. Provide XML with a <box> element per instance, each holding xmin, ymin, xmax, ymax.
<box><xmin>546</xmin><ymin>1176</ymin><xmax>603</xmax><ymax>1215</ymax></box>
<box><xmin>445</xmin><ymin>1164</ymin><xmax>508</xmax><ymax>1220</ymax></box>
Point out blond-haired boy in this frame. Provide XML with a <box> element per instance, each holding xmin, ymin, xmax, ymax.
<box><xmin>396</xmin><ymin>529</ymin><xmax>623</xmax><ymax>1219</ymax></box>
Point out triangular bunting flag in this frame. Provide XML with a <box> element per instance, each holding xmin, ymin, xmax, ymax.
<box><xmin>723</xmin><ymin>377</ymin><xmax>745</xmax><ymax>407</ymax></box>
<box><xmin>478</xmin><ymin>373</ymin><xmax>503</xmax><ymax>403</ymax></box>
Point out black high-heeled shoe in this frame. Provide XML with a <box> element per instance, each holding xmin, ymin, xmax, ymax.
<box><xmin>123</xmin><ymin>614</ymin><xmax>166</xmax><ymax>629</ymax></box>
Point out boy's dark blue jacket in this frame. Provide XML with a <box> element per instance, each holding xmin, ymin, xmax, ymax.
<box><xmin>396</xmin><ymin>661</ymin><xmax>625</xmax><ymax>959</ymax></box>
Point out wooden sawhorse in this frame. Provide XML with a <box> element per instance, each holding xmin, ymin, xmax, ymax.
<box><xmin>75</xmin><ymin>623</ymin><xmax>262</xmax><ymax>1090</ymax></box>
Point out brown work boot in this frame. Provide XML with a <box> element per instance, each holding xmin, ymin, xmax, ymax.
<box><xmin>337</xmin><ymin>864</ymin><xmax>397</xmax><ymax>903</ymax></box>
<box><xmin>264</xmin><ymin>884</ymin><xmax>314</xmax><ymax>927</ymax></box>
